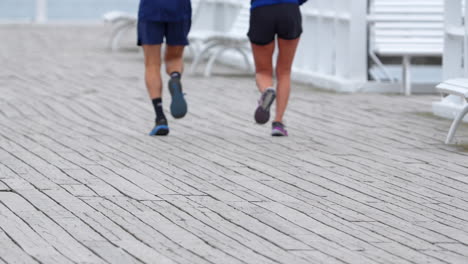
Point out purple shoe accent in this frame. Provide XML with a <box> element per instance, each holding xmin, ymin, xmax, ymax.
<box><xmin>272</xmin><ymin>122</ymin><xmax>288</xmax><ymax>137</ymax></box>
<box><xmin>255</xmin><ymin>107</ymin><xmax>270</xmax><ymax>125</ymax></box>
<box><xmin>254</xmin><ymin>88</ymin><xmax>276</xmax><ymax>124</ymax></box>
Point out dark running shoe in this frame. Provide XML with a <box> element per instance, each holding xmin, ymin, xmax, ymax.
<box><xmin>254</xmin><ymin>88</ymin><xmax>276</xmax><ymax>124</ymax></box>
<box><xmin>168</xmin><ymin>76</ymin><xmax>187</xmax><ymax>119</ymax></box>
<box><xmin>149</xmin><ymin>119</ymin><xmax>169</xmax><ymax>136</ymax></box>
<box><xmin>272</xmin><ymin>121</ymin><xmax>288</xmax><ymax>137</ymax></box>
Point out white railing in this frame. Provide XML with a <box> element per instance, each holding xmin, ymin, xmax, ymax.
<box><xmin>27</xmin><ymin>0</ymin><xmax>446</xmax><ymax>94</ymax></box>
<box><xmin>292</xmin><ymin>0</ymin><xmax>369</xmax><ymax>92</ymax></box>
<box><xmin>213</xmin><ymin>0</ymin><xmax>369</xmax><ymax>92</ymax></box>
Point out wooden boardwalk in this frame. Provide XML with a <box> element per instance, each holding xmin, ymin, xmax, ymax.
<box><xmin>1</xmin><ymin>25</ymin><xmax>468</xmax><ymax>264</ymax></box>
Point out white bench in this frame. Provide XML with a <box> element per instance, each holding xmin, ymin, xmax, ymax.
<box><xmin>103</xmin><ymin>11</ymin><xmax>137</xmax><ymax>52</ymax></box>
<box><xmin>190</xmin><ymin>3</ymin><xmax>253</xmax><ymax>77</ymax></box>
<box><xmin>435</xmin><ymin>79</ymin><xmax>468</xmax><ymax>144</ymax></box>
<box><xmin>368</xmin><ymin>0</ymin><xmax>444</xmax><ymax>95</ymax></box>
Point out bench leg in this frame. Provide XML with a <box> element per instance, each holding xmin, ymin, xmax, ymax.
<box><xmin>446</xmin><ymin>104</ymin><xmax>468</xmax><ymax>144</ymax></box>
<box><xmin>110</xmin><ymin>23</ymin><xmax>134</xmax><ymax>52</ymax></box>
<box><xmin>369</xmin><ymin>51</ymin><xmax>395</xmax><ymax>82</ymax></box>
<box><xmin>204</xmin><ymin>46</ymin><xmax>225</xmax><ymax>77</ymax></box>
<box><xmin>402</xmin><ymin>55</ymin><xmax>412</xmax><ymax>96</ymax></box>
<box><xmin>190</xmin><ymin>41</ymin><xmax>220</xmax><ymax>74</ymax></box>
<box><xmin>237</xmin><ymin>47</ymin><xmax>253</xmax><ymax>73</ymax></box>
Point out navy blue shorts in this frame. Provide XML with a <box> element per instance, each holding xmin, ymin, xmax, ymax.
<box><xmin>137</xmin><ymin>19</ymin><xmax>191</xmax><ymax>46</ymax></box>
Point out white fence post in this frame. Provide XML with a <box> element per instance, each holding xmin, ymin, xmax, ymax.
<box><xmin>433</xmin><ymin>0</ymin><xmax>468</xmax><ymax>122</ymax></box>
<box><xmin>347</xmin><ymin>0</ymin><xmax>368</xmax><ymax>82</ymax></box>
<box><xmin>464</xmin><ymin>0</ymin><xmax>468</xmax><ymax>77</ymax></box>
<box><xmin>442</xmin><ymin>0</ymin><xmax>463</xmax><ymax>79</ymax></box>
<box><xmin>35</xmin><ymin>0</ymin><xmax>47</xmax><ymax>23</ymax></box>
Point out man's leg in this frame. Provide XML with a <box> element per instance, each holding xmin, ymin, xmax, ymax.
<box><xmin>165</xmin><ymin>45</ymin><xmax>188</xmax><ymax>119</ymax></box>
<box><xmin>165</xmin><ymin>45</ymin><xmax>185</xmax><ymax>75</ymax></box>
<box><xmin>143</xmin><ymin>45</ymin><xmax>163</xmax><ymax>99</ymax></box>
<box><xmin>143</xmin><ymin>44</ymin><xmax>169</xmax><ymax>135</ymax></box>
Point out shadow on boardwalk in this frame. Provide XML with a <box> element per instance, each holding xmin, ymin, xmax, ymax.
<box><xmin>1</xmin><ymin>25</ymin><xmax>468</xmax><ymax>264</ymax></box>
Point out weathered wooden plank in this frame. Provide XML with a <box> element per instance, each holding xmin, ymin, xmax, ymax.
<box><xmin>3</xmin><ymin>177</ymin><xmax>146</xmax><ymax>264</ymax></box>
<box><xmin>0</xmin><ymin>180</ymin><xmax>10</xmax><ymax>192</ymax></box>
<box><xmin>147</xmin><ymin>195</ymin><xmax>313</xmax><ymax>264</ymax></box>
<box><xmin>142</xmin><ymin>199</ymin><xmax>286</xmax><ymax>264</ymax></box>
<box><xmin>0</xmin><ymin>192</ymin><xmax>107</xmax><ymax>264</ymax></box>
<box><xmin>0</xmin><ymin>195</ymin><xmax>74</xmax><ymax>264</ymax></box>
<box><xmin>0</xmin><ymin>229</ymin><xmax>39</xmax><ymax>264</ymax></box>
<box><xmin>82</xmin><ymin>197</ymin><xmax>216</xmax><ymax>264</ymax></box>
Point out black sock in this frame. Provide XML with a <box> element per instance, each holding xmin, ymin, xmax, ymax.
<box><xmin>170</xmin><ymin>71</ymin><xmax>181</xmax><ymax>80</ymax></box>
<box><xmin>152</xmin><ymin>98</ymin><xmax>166</xmax><ymax>122</ymax></box>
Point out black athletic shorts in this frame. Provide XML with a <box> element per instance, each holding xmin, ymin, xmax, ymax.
<box><xmin>248</xmin><ymin>3</ymin><xmax>303</xmax><ymax>46</ymax></box>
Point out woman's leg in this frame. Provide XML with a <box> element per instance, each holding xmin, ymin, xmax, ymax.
<box><xmin>251</xmin><ymin>42</ymin><xmax>275</xmax><ymax>93</ymax></box>
<box><xmin>251</xmin><ymin>41</ymin><xmax>277</xmax><ymax>124</ymax></box>
<box><xmin>275</xmin><ymin>37</ymin><xmax>300</xmax><ymax>123</ymax></box>
<box><xmin>143</xmin><ymin>45</ymin><xmax>163</xmax><ymax>99</ymax></box>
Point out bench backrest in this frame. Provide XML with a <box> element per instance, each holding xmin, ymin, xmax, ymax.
<box><xmin>369</xmin><ymin>0</ymin><xmax>444</xmax><ymax>55</ymax></box>
<box><xmin>192</xmin><ymin>0</ymin><xmax>202</xmax><ymax>21</ymax></box>
<box><xmin>228</xmin><ymin>3</ymin><xmax>250</xmax><ymax>37</ymax></box>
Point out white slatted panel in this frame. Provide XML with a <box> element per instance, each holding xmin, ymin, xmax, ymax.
<box><xmin>229</xmin><ymin>3</ymin><xmax>250</xmax><ymax>37</ymax></box>
<box><xmin>294</xmin><ymin>0</ymin><xmax>368</xmax><ymax>86</ymax></box>
<box><xmin>369</xmin><ymin>0</ymin><xmax>444</xmax><ymax>57</ymax></box>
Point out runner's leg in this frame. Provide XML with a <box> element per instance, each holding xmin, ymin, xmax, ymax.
<box><xmin>251</xmin><ymin>42</ymin><xmax>275</xmax><ymax>93</ymax></box>
<box><xmin>165</xmin><ymin>45</ymin><xmax>187</xmax><ymax>118</ymax></box>
<box><xmin>143</xmin><ymin>44</ymin><xmax>169</xmax><ymax>135</ymax></box>
<box><xmin>165</xmin><ymin>45</ymin><xmax>185</xmax><ymax>75</ymax></box>
<box><xmin>251</xmin><ymin>41</ymin><xmax>276</xmax><ymax>124</ymax></box>
<box><xmin>275</xmin><ymin>37</ymin><xmax>300</xmax><ymax>123</ymax></box>
<box><xmin>143</xmin><ymin>45</ymin><xmax>163</xmax><ymax>99</ymax></box>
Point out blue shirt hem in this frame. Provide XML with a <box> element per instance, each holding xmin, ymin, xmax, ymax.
<box><xmin>251</xmin><ymin>0</ymin><xmax>299</xmax><ymax>9</ymax></box>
